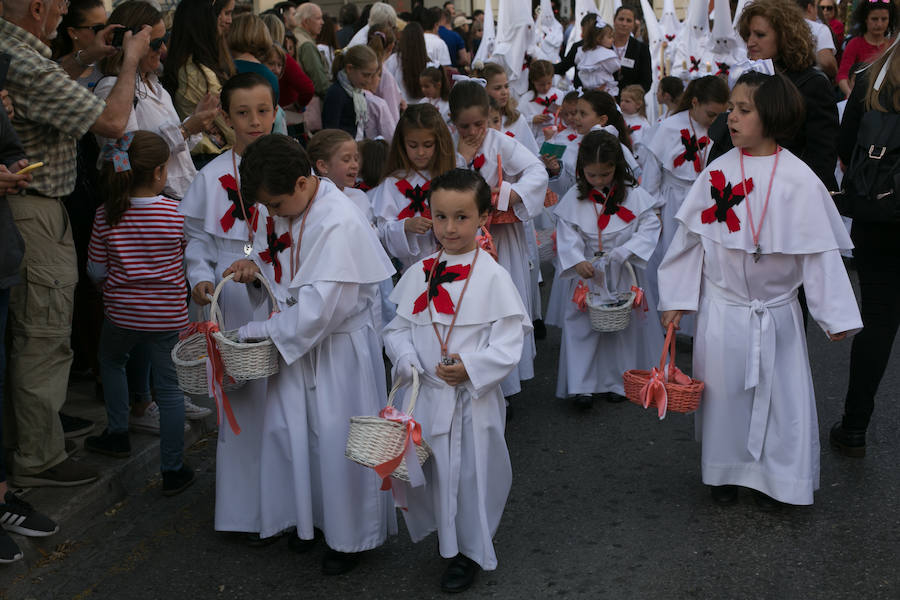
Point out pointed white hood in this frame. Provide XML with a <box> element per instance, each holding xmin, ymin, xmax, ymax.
<box><xmin>492</xmin><ymin>0</ymin><xmax>535</xmax><ymax>81</ymax></box>
<box><xmin>704</xmin><ymin>0</ymin><xmax>746</xmax><ymax>72</ymax></box>
<box><xmin>531</xmin><ymin>0</ymin><xmax>565</xmax><ymax>63</ymax></box>
<box><xmin>597</xmin><ymin>0</ymin><xmax>618</xmax><ymax>25</ymax></box>
<box><xmin>473</xmin><ymin>0</ymin><xmax>496</xmax><ymax>67</ymax></box>
<box><xmin>565</xmin><ymin>0</ymin><xmax>599</xmax><ymax>55</ymax></box>
<box><xmin>660</xmin><ymin>0</ymin><xmax>681</xmax><ymax>44</ymax></box>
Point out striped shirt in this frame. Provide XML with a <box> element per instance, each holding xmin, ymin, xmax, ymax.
<box><xmin>87</xmin><ymin>196</ymin><xmax>189</xmax><ymax>331</ymax></box>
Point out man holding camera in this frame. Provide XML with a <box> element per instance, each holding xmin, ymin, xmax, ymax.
<box><xmin>0</xmin><ymin>0</ymin><xmax>149</xmax><ymax>487</ymax></box>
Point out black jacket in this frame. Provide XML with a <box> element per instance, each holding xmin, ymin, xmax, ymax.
<box><xmin>322</xmin><ymin>82</ymin><xmax>358</xmax><ymax>138</ymax></box>
<box><xmin>614</xmin><ymin>37</ymin><xmax>653</xmax><ymax>94</ymax></box>
<box><xmin>708</xmin><ymin>66</ymin><xmax>839</xmax><ymax>191</ymax></box>
<box><xmin>555</xmin><ymin>41</ymin><xmax>584</xmax><ymax>88</ymax></box>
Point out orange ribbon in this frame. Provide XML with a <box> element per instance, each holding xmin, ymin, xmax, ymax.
<box><xmin>631</xmin><ymin>285</ymin><xmax>647</xmax><ymax>312</ymax></box>
<box><xmin>373</xmin><ymin>406</ymin><xmax>424</xmax><ymax>492</ymax></box>
<box><xmin>572</xmin><ymin>280</ymin><xmax>589</xmax><ymax>312</ymax></box>
<box><xmin>476</xmin><ymin>225</ymin><xmax>497</xmax><ymax>260</ymax></box>
<box><xmin>193</xmin><ymin>321</ymin><xmax>241</xmax><ymax>436</ymax></box>
<box><xmin>641</xmin><ymin>367</ymin><xmax>668</xmax><ymax>419</ymax></box>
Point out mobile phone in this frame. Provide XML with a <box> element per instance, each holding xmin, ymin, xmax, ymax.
<box><xmin>15</xmin><ymin>162</ymin><xmax>44</xmax><ymax>175</ymax></box>
<box><xmin>0</xmin><ymin>53</ymin><xmax>11</xmax><ymax>90</ymax></box>
<box><xmin>111</xmin><ymin>26</ymin><xmax>139</xmax><ymax>48</ymax></box>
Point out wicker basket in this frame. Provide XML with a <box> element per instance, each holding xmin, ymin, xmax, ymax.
<box><xmin>536</xmin><ymin>229</ymin><xmax>556</xmax><ymax>264</ymax></box>
<box><xmin>210</xmin><ymin>273</ymin><xmax>281</xmax><ymax>382</ymax></box>
<box><xmin>345</xmin><ymin>370</ymin><xmax>433</xmax><ymax>482</ymax></box>
<box><xmin>586</xmin><ymin>260</ymin><xmax>637</xmax><ymax>333</ymax></box>
<box><xmin>623</xmin><ymin>323</ymin><xmax>704</xmax><ymax>415</ymax></box>
<box><xmin>172</xmin><ymin>301</ymin><xmax>245</xmax><ymax>395</ymax></box>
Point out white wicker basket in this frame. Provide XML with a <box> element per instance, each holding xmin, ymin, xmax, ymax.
<box><xmin>536</xmin><ymin>229</ymin><xmax>556</xmax><ymax>264</ymax></box>
<box><xmin>586</xmin><ymin>260</ymin><xmax>637</xmax><ymax>333</ymax></box>
<box><xmin>345</xmin><ymin>370</ymin><xmax>432</xmax><ymax>482</ymax></box>
<box><xmin>210</xmin><ymin>273</ymin><xmax>281</xmax><ymax>382</ymax></box>
<box><xmin>171</xmin><ymin>299</ymin><xmax>245</xmax><ymax>395</ymax></box>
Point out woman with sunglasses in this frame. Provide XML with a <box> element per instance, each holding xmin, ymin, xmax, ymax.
<box><xmin>837</xmin><ymin>0</ymin><xmax>897</xmax><ymax>97</ymax></box>
<box><xmin>52</xmin><ymin>0</ymin><xmax>110</xmax><ymax>88</ymax></box>
<box><xmin>817</xmin><ymin>0</ymin><xmax>844</xmax><ymax>57</ymax></box>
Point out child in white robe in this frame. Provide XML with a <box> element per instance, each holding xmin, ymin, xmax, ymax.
<box><xmin>226</xmin><ymin>134</ymin><xmax>396</xmax><ymax>574</ymax></box>
<box><xmin>658</xmin><ymin>72</ymin><xmax>862</xmax><ymax>508</ymax></box>
<box><xmin>518</xmin><ymin>59</ymin><xmax>566</xmax><ymax>144</ymax></box>
<box><xmin>373</xmin><ymin>103</ymin><xmax>458</xmax><ymax>272</ymax></box>
<box><xmin>554</xmin><ymin>131</ymin><xmax>662</xmax><ymax>407</ymax></box>
<box><xmin>449</xmin><ymin>80</ymin><xmax>549</xmax><ymax>398</ymax></box>
<box><xmin>383</xmin><ymin>168</ymin><xmax>530</xmax><ymax>592</ymax></box>
<box><xmin>478</xmin><ymin>62</ymin><xmax>541</xmax><ymax>156</ymax></box>
<box><xmin>419</xmin><ymin>66</ymin><xmax>452</xmax><ymax>125</ymax></box>
<box><xmin>178</xmin><ymin>73</ymin><xmax>276</xmax><ymax>538</ymax></box>
<box><xmin>642</xmin><ymin>75</ymin><xmax>729</xmax><ymax>336</ymax></box>
<box><xmin>620</xmin><ymin>84</ymin><xmax>652</xmax><ymax>155</ymax></box>
<box><xmin>575</xmin><ymin>19</ymin><xmax>620</xmax><ymax>96</ymax></box>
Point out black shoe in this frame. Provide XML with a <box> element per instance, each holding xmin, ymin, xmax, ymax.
<box><xmin>605</xmin><ymin>392</ymin><xmax>628</xmax><ymax>403</ymax></box>
<box><xmin>322</xmin><ymin>549</ymin><xmax>360</xmax><ymax>575</ymax></box>
<box><xmin>441</xmin><ymin>554</ymin><xmax>480</xmax><ymax>593</ymax></box>
<box><xmin>533</xmin><ymin>319</ymin><xmax>547</xmax><ymax>340</ymax></box>
<box><xmin>84</xmin><ymin>430</ymin><xmax>131</xmax><ymax>458</ymax></box>
<box><xmin>710</xmin><ymin>485</ymin><xmax>738</xmax><ymax>505</ymax></box>
<box><xmin>830</xmin><ymin>421</ymin><xmax>866</xmax><ymax>458</ymax></box>
<box><xmin>59</xmin><ymin>412</ymin><xmax>94</xmax><ymax>438</ymax></box>
<box><xmin>753</xmin><ymin>490</ymin><xmax>784</xmax><ymax>512</ymax></box>
<box><xmin>0</xmin><ymin>530</ymin><xmax>22</xmax><ymax>564</ymax></box>
<box><xmin>162</xmin><ymin>464</ymin><xmax>195</xmax><ymax>496</ymax></box>
<box><xmin>573</xmin><ymin>394</ymin><xmax>593</xmax><ymax>410</ymax></box>
<box><xmin>0</xmin><ymin>491</ymin><xmax>59</xmax><ymax>537</ymax></box>
<box><xmin>287</xmin><ymin>529</ymin><xmax>318</xmax><ymax>554</ymax></box>
<box><xmin>242</xmin><ymin>531</ymin><xmax>284</xmax><ymax>547</ymax></box>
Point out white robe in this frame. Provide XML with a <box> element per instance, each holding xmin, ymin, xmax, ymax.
<box><xmin>657</xmin><ymin>148</ymin><xmax>862</xmax><ymax>505</ymax></box>
<box><xmin>501</xmin><ymin>114</ymin><xmax>540</xmax><ymax>156</ymax></box>
<box><xmin>373</xmin><ymin>170</ymin><xmax>439</xmax><ymax>272</ymax></box>
<box><xmin>247</xmin><ymin>178</ymin><xmax>398</xmax><ymax>549</ymax></box>
<box><xmin>575</xmin><ymin>46</ymin><xmax>620</xmax><ymax>96</ymax></box>
<box><xmin>518</xmin><ymin>87</ymin><xmax>566</xmax><ymax>144</ymax></box>
<box><xmin>383</xmin><ymin>248</ymin><xmax>530</xmax><ymax>570</ymax></box>
<box><xmin>456</xmin><ymin>128</ymin><xmax>549</xmax><ymax>395</ymax></box>
<box><xmin>178</xmin><ymin>150</ymin><xmax>270</xmax><ymax>533</ymax></box>
<box><xmin>642</xmin><ymin>110</ymin><xmax>713</xmax><ymax>336</ymax></box>
<box><xmin>554</xmin><ymin>185</ymin><xmax>662</xmax><ymax>396</ymax></box>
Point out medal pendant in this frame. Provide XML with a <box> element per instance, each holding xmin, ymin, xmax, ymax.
<box><xmin>753</xmin><ymin>244</ymin><xmax>761</xmax><ymax>263</ymax></box>
<box><xmin>286</xmin><ymin>296</ymin><xmax>297</xmax><ymax>306</ymax></box>
<box><xmin>441</xmin><ymin>356</ymin><xmax>458</xmax><ymax>366</ymax></box>
<box><xmin>243</xmin><ymin>243</ymin><xmax>253</xmax><ymax>257</ymax></box>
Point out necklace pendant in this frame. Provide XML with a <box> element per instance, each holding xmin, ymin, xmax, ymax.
<box><xmin>243</xmin><ymin>243</ymin><xmax>253</xmax><ymax>257</ymax></box>
<box><xmin>753</xmin><ymin>244</ymin><xmax>761</xmax><ymax>263</ymax></box>
<box><xmin>441</xmin><ymin>355</ymin><xmax>458</xmax><ymax>366</ymax></box>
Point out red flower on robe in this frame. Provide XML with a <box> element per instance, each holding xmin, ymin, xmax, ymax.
<box><xmin>258</xmin><ymin>216</ymin><xmax>292</xmax><ymax>283</ymax></box>
<box><xmin>395</xmin><ymin>179</ymin><xmax>431</xmax><ymax>219</ymax></box>
<box><xmin>471</xmin><ymin>154</ymin><xmax>486</xmax><ymax>170</ymax></box>
<box><xmin>701</xmin><ymin>170</ymin><xmax>754</xmax><ymax>233</ymax></box>
<box><xmin>567</xmin><ymin>133</ymin><xmax>578</xmax><ymax>141</ymax></box>
<box><xmin>590</xmin><ymin>188</ymin><xmax>636</xmax><ymax>230</ymax></box>
<box><xmin>219</xmin><ymin>174</ymin><xmax>256</xmax><ymax>233</ymax></box>
<box><xmin>412</xmin><ymin>259</ymin><xmax>472</xmax><ymax>315</ymax></box>
<box><xmin>505</xmin><ymin>131</ymin><xmax>515</xmax><ymax>138</ymax></box>
<box><xmin>673</xmin><ymin>128</ymin><xmax>710</xmax><ymax>173</ymax></box>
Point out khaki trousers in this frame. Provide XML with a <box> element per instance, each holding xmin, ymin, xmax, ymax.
<box><xmin>4</xmin><ymin>193</ymin><xmax>75</xmax><ymax>475</ymax></box>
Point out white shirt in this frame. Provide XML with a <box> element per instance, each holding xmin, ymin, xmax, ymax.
<box><xmin>424</xmin><ymin>32</ymin><xmax>452</xmax><ymax>66</ymax></box>
<box><xmin>94</xmin><ymin>72</ymin><xmax>199</xmax><ymax>200</ymax></box>
<box><xmin>806</xmin><ymin>18</ymin><xmax>835</xmax><ymax>53</ymax></box>
<box><xmin>345</xmin><ymin>24</ymin><xmax>369</xmax><ymax>49</ymax></box>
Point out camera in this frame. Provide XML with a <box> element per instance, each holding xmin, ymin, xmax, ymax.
<box><xmin>110</xmin><ymin>26</ymin><xmax>140</xmax><ymax>48</ymax></box>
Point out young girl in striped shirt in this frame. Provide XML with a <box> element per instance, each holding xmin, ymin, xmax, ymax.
<box><xmin>84</xmin><ymin>130</ymin><xmax>193</xmax><ymax>497</ymax></box>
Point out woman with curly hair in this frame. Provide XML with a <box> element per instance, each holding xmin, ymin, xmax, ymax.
<box><xmin>836</xmin><ymin>0</ymin><xmax>897</xmax><ymax>97</ymax></box>
<box><xmin>707</xmin><ymin>0</ymin><xmax>839</xmax><ymax>191</ymax></box>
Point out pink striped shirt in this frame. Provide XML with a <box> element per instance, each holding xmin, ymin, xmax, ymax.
<box><xmin>87</xmin><ymin>196</ymin><xmax>189</xmax><ymax>331</ymax></box>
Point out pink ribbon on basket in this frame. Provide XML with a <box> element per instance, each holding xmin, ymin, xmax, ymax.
<box><xmin>572</xmin><ymin>280</ymin><xmax>589</xmax><ymax>312</ymax></box>
<box><xmin>641</xmin><ymin>367</ymin><xmax>669</xmax><ymax>419</ymax></box>
<box><xmin>184</xmin><ymin>321</ymin><xmax>241</xmax><ymax>436</ymax></box>
<box><xmin>373</xmin><ymin>406</ymin><xmax>427</xmax><ymax>500</ymax></box>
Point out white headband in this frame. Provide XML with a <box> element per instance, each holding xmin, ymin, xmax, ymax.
<box><xmin>727</xmin><ymin>58</ymin><xmax>775</xmax><ymax>89</ymax></box>
<box><xmin>595</xmin><ymin>14</ymin><xmax>607</xmax><ymax>29</ymax></box>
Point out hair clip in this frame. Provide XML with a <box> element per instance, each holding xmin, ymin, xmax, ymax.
<box><xmin>101</xmin><ymin>132</ymin><xmax>135</xmax><ymax>173</ymax></box>
<box><xmin>451</xmin><ymin>73</ymin><xmax>487</xmax><ymax>87</ymax></box>
<box><xmin>595</xmin><ymin>14</ymin><xmax>607</xmax><ymax>29</ymax></box>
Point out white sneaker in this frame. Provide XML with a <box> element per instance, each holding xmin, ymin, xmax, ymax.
<box><xmin>183</xmin><ymin>396</ymin><xmax>213</xmax><ymax>420</ymax></box>
<box><xmin>129</xmin><ymin>403</ymin><xmax>191</xmax><ymax>435</ymax></box>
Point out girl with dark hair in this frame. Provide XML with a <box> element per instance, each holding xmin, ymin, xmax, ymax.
<box><xmin>553</xmin><ymin>130</ymin><xmax>661</xmax><ymax>408</ymax></box>
<box><xmin>419</xmin><ymin>66</ymin><xmax>452</xmax><ymax>124</ymax></box>
<box><xmin>575</xmin><ymin>17</ymin><xmax>619</xmax><ymax>96</ymax></box>
<box><xmin>84</xmin><ymin>130</ymin><xmax>195</xmax><ymax>497</ymax></box>
<box><xmin>385</xmin><ymin>21</ymin><xmax>428</xmax><ymax>103</ymax></box>
<box><xmin>52</xmin><ymin>0</ymin><xmax>107</xmax><ymax>85</ymax></box>
<box><xmin>449</xmin><ymin>81</ymin><xmax>548</xmax><ymax>400</ymax></box>
<box><xmin>163</xmin><ymin>0</ymin><xmax>236</xmax><ymax>165</ymax></box>
<box><xmin>837</xmin><ymin>0</ymin><xmax>897</xmax><ymax>96</ymax></box>
<box><xmin>658</xmin><ymin>71</ymin><xmax>861</xmax><ymax>510</ymax></box>
<box><xmin>518</xmin><ymin>59</ymin><xmax>565</xmax><ymax>144</ymax></box>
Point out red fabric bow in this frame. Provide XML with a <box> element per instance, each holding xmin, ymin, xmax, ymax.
<box><xmin>589</xmin><ymin>188</ymin><xmax>635</xmax><ymax>230</ymax></box>
<box><xmin>535</xmin><ymin>94</ymin><xmax>558</xmax><ymax>113</ymax></box>
<box><xmin>373</xmin><ymin>406</ymin><xmax>424</xmax><ymax>491</ymax></box>
<box><xmin>631</xmin><ymin>285</ymin><xmax>647</xmax><ymax>312</ymax></box>
<box><xmin>641</xmin><ymin>367</ymin><xmax>668</xmax><ymax>419</ymax></box>
<box><xmin>258</xmin><ymin>216</ymin><xmax>292</xmax><ymax>283</ymax></box>
<box><xmin>181</xmin><ymin>321</ymin><xmax>241</xmax><ymax>435</ymax></box>
<box><xmin>395</xmin><ymin>178</ymin><xmax>432</xmax><ymax>219</ymax></box>
<box><xmin>665</xmin><ymin>34</ymin><xmax>676</xmax><ymax>41</ymax></box>
<box><xmin>630</xmin><ymin>124</ymin><xmax>642</xmax><ymax>132</ymax></box>
<box><xmin>412</xmin><ymin>258</ymin><xmax>472</xmax><ymax>315</ymax></box>
<box><xmin>567</xmin><ymin>133</ymin><xmax>578</xmax><ymax>141</ymax></box>
<box><xmin>219</xmin><ymin>174</ymin><xmax>256</xmax><ymax>233</ymax></box>
<box><xmin>476</xmin><ymin>226</ymin><xmax>497</xmax><ymax>260</ymax></box>
<box><xmin>471</xmin><ymin>154</ymin><xmax>486</xmax><ymax>170</ymax></box>
<box><xmin>505</xmin><ymin>131</ymin><xmax>515</xmax><ymax>138</ymax></box>
<box><xmin>701</xmin><ymin>170</ymin><xmax>754</xmax><ymax>233</ymax></box>
<box><xmin>572</xmin><ymin>280</ymin><xmax>589</xmax><ymax>312</ymax></box>
<box><xmin>673</xmin><ymin>128</ymin><xmax>710</xmax><ymax>173</ymax></box>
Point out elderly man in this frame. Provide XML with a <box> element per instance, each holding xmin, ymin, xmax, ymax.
<box><xmin>0</xmin><ymin>0</ymin><xmax>149</xmax><ymax>487</ymax></box>
<box><xmin>345</xmin><ymin>2</ymin><xmax>397</xmax><ymax>49</ymax></box>
<box><xmin>295</xmin><ymin>2</ymin><xmax>330</xmax><ymax>97</ymax></box>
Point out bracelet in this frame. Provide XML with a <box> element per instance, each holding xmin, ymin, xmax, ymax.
<box><xmin>73</xmin><ymin>50</ymin><xmax>95</xmax><ymax>68</ymax></box>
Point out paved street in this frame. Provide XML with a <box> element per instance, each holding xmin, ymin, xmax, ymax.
<box><xmin>2</xmin><ymin>296</ymin><xmax>899</xmax><ymax>599</ymax></box>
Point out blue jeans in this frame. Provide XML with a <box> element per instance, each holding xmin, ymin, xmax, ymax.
<box><xmin>98</xmin><ymin>319</ymin><xmax>184</xmax><ymax>472</ymax></box>
<box><xmin>0</xmin><ymin>288</ymin><xmax>9</xmax><ymax>482</ymax></box>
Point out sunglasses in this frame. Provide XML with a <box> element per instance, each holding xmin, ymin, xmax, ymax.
<box><xmin>72</xmin><ymin>23</ymin><xmax>107</xmax><ymax>32</ymax></box>
<box><xmin>150</xmin><ymin>32</ymin><xmax>170</xmax><ymax>51</ymax></box>
<box><xmin>820</xmin><ymin>5</ymin><xmax>835</xmax><ymax>11</ymax></box>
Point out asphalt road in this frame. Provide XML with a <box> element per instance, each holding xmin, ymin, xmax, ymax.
<box><xmin>4</xmin><ymin>301</ymin><xmax>900</xmax><ymax>599</ymax></box>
